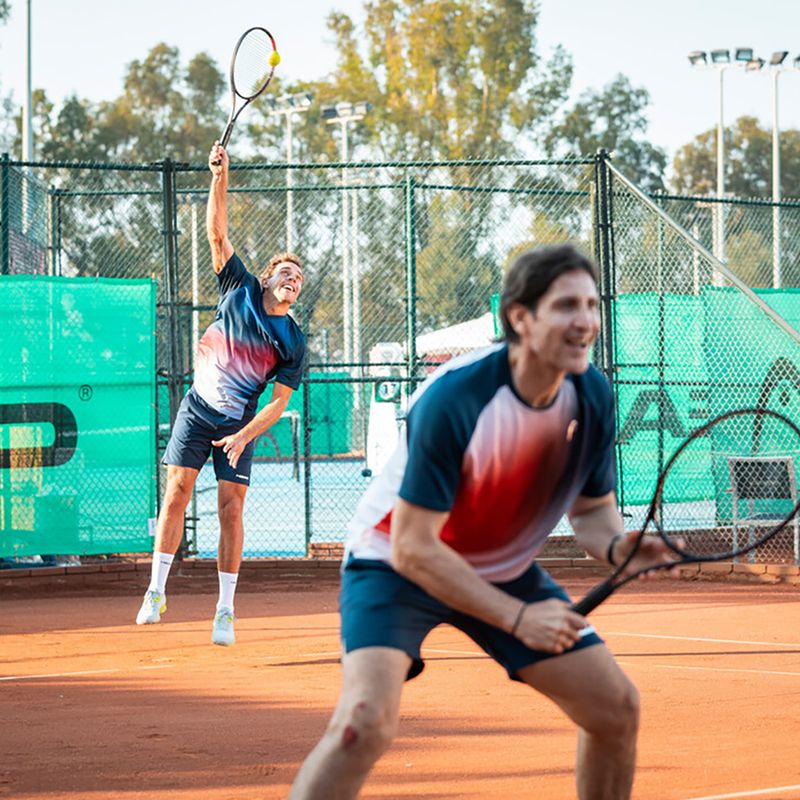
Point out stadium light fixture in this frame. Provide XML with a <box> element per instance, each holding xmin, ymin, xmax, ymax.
<box><xmin>266</xmin><ymin>92</ymin><xmax>314</xmax><ymax>251</ymax></box>
<box><xmin>323</xmin><ymin>100</ymin><xmax>372</xmax><ymax>369</ymax></box>
<box><xmin>742</xmin><ymin>48</ymin><xmax>800</xmax><ymax>287</ymax></box>
<box><xmin>688</xmin><ymin>50</ymin><xmax>707</xmax><ymax>66</ymax></box>
<box><xmin>735</xmin><ymin>47</ymin><xmax>754</xmax><ymax>62</ymax></box>
<box><xmin>710</xmin><ymin>49</ymin><xmax>730</xmax><ymax>64</ymax></box>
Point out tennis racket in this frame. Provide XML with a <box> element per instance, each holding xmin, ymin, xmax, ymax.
<box><xmin>573</xmin><ymin>407</ymin><xmax>800</xmax><ymax>616</ymax></box>
<box><xmin>213</xmin><ymin>26</ymin><xmax>279</xmax><ymax>162</ymax></box>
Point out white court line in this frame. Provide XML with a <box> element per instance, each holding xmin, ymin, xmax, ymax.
<box><xmin>628</xmin><ymin>663</ymin><xmax>800</xmax><ymax>678</ymax></box>
<box><xmin>684</xmin><ymin>784</ymin><xmax>800</xmax><ymax>799</ymax></box>
<box><xmin>0</xmin><ymin>665</ymin><xmax>173</xmax><ymax>682</ymax></box>
<box><xmin>606</xmin><ymin>632</ymin><xmax>800</xmax><ymax>648</ymax></box>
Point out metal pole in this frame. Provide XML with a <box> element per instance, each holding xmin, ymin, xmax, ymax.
<box><xmin>352</xmin><ymin>185</ymin><xmax>361</xmax><ymax>364</ymax></box>
<box><xmin>772</xmin><ymin>69</ymin><xmax>781</xmax><ymax>288</ymax></box>
<box><xmin>404</xmin><ymin>176</ymin><xmax>417</xmax><ymax>390</ymax></box>
<box><xmin>302</xmin><ymin>377</ymin><xmax>313</xmax><ymax>556</ymax></box>
<box><xmin>190</xmin><ymin>199</ymin><xmax>200</xmax><ymax>359</ymax></box>
<box><xmin>286</xmin><ymin>110</ymin><xmax>293</xmax><ymax>251</ymax></box>
<box><xmin>21</xmin><ymin>0</ymin><xmax>32</xmax><ymax>236</ymax></box>
<box><xmin>715</xmin><ymin>68</ymin><xmax>726</xmax><ymax>268</ymax></box>
<box><xmin>341</xmin><ymin>120</ymin><xmax>351</xmax><ymax>365</ymax></box>
<box><xmin>1</xmin><ymin>153</ymin><xmax>9</xmax><ymax>275</ymax></box>
<box><xmin>23</xmin><ymin>1</ymin><xmax>33</xmax><ymax>163</ymax></box>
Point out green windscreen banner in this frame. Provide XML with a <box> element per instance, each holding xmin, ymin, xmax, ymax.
<box><xmin>0</xmin><ymin>276</ymin><xmax>156</xmax><ymax>558</ymax></box>
<box><xmin>614</xmin><ymin>288</ymin><xmax>800</xmax><ymax>509</ymax></box>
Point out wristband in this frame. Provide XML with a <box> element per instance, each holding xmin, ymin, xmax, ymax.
<box><xmin>606</xmin><ymin>533</ymin><xmax>624</xmax><ymax>566</ymax></box>
<box><xmin>509</xmin><ymin>601</ymin><xmax>527</xmax><ymax>636</ymax></box>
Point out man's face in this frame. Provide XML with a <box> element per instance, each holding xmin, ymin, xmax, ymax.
<box><xmin>263</xmin><ymin>261</ymin><xmax>304</xmax><ymax>305</ymax></box>
<box><xmin>515</xmin><ymin>270</ymin><xmax>600</xmax><ymax>374</ymax></box>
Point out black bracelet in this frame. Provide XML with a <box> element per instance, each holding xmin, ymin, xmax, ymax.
<box><xmin>509</xmin><ymin>602</ymin><xmax>527</xmax><ymax>637</ymax></box>
<box><xmin>606</xmin><ymin>533</ymin><xmax>624</xmax><ymax>566</ymax></box>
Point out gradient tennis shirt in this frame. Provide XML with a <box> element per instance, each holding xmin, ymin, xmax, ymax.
<box><xmin>346</xmin><ymin>344</ymin><xmax>616</xmax><ymax>582</ymax></box>
<box><xmin>193</xmin><ymin>253</ymin><xmax>306</xmax><ymax>420</ymax></box>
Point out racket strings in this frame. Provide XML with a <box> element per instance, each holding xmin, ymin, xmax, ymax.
<box><xmin>233</xmin><ymin>30</ymin><xmax>274</xmax><ymax>98</ymax></box>
<box><xmin>656</xmin><ymin>409</ymin><xmax>800</xmax><ymax>561</ymax></box>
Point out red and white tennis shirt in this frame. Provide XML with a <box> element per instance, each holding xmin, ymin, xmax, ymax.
<box><xmin>346</xmin><ymin>344</ymin><xmax>616</xmax><ymax>582</ymax></box>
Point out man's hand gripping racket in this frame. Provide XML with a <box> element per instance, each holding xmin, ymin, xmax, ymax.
<box><xmin>573</xmin><ymin>408</ymin><xmax>800</xmax><ymax>616</ymax></box>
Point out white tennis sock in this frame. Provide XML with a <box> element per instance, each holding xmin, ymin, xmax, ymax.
<box><xmin>217</xmin><ymin>571</ymin><xmax>238</xmax><ymax>612</ymax></box>
<box><xmin>148</xmin><ymin>551</ymin><xmax>174</xmax><ymax>593</ymax></box>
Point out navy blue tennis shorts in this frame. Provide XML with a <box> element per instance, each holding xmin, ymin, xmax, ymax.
<box><xmin>162</xmin><ymin>388</ymin><xmax>255</xmax><ymax>485</ymax></box>
<box><xmin>340</xmin><ymin>557</ymin><xmax>603</xmax><ymax>681</ymax></box>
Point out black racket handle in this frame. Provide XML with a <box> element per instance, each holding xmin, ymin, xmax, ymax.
<box><xmin>211</xmin><ymin>123</ymin><xmax>235</xmax><ymax>165</ymax></box>
<box><xmin>572</xmin><ymin>580</ymin><xmax>615</xmax><ymax>616</ymax></box>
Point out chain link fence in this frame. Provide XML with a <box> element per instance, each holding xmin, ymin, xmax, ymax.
<box><xmin>1</xmin><ymin>153</ymin><xmax>799</xmax><ymax>563</ymax></box>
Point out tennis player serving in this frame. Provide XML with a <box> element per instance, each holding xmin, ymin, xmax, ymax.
<box><xmin>290</xmin><ymin>245</ymin><xmax>674</xmax><ymax>799</ymax></box>
<box><xmin>136</xmin><ymin>141</ymin><xmax>307</xmax><ymax>646</ymax></box>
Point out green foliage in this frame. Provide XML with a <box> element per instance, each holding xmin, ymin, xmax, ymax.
<box><xmin>545</xmin><ymin>74</ymin><xmax>667</xmax><ymax>192</ymax></box>
<box><xmin>15</xmin><ymin>43</ymin><xmax>225</xmax><ymax>163</ymax></box>
<box><xmin>672</xmin><ymin>115</ymin><xmax>800</xmax><ymax>199</ymax></box>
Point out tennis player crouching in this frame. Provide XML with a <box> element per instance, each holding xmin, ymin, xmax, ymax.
<box><xmin>290</xmin><ymin>244</ymin><xmax>674</xmax><ymax>799</ymax></box>
<box><xmin>135</xmin><ymin>141</ymin><xmax>306</xmax><ymax>646</ymax></box>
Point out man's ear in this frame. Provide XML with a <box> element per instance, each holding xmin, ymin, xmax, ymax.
<box><xmin>506</xmin><ymin>302</ymin><xmax>531</xmax><ymax>338</ymax></box>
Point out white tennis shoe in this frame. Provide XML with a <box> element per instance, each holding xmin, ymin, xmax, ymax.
<box><xmin>212</xmin><ymin>607</ymin><xmax>235</xmax><ymax>646</ymax></box>
<box><xmin>136</xmin><ymin>590</ymin><xmax>166</xmax><ymax>625</ymax></box>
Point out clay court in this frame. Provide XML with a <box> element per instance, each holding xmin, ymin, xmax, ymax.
<box><xmin>2</xmin><ymin>565</ymin><xmax>800</xmax><ymax>800</ymax></box>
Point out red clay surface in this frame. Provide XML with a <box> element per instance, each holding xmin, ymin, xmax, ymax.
<box><xmin>2</xmin><ymin>576</ymin><xmax>800</xmax><ymax>799</ymax></box>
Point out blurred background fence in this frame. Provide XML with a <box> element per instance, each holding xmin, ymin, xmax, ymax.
<box><xmin>1</xmin><ymin>152</ymin><xmax>799</xmax><ymax>562</ymax></box>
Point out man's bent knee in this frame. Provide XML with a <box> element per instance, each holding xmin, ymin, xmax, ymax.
<box><xmin>329</xmin><ymin>699</ymin><xmax>397</xmax><ymax>761</ymax></box>
<box><xmin>585</xmin><ymin>678</ymin><xmax>640</xmax><ymax>739</ymax></box>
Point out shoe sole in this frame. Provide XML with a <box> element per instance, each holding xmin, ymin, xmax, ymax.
<box><xmin>136</xmin><ymin>604</ymin><xmax>166</xmax><ymax>625</ymax></box>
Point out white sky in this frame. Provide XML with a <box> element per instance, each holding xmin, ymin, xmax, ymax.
<box><xmin>1</xmin><ymin>0</ymin><xmax>799</xmax><ymax>164</ymax></box>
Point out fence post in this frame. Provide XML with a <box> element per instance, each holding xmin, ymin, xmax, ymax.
<box><xmin>156</xmin><ymin>158</ymin><xmax>184</xmax><ymax>429</ymax></box>
<box><xmin>156</xmin><ymin>158</ymin><xmax>187</xmax><ymax>555</ymax></box>
<box><xmin>593</xmin><ymin>149</ymin><xmax>616</xmax><ymax>383</ymax></box>
<box><xmin>404</xmin><ymin>175</ymin><xmax>417</xmax><ymax>392</ymax></box>
<box><xmin>593</xmin><ymin>149</ymin><xmax>625</xmax><ymax>511</ymax></box>
<box><xmin>303</xmin><ymin>377</ymin><xmax>313</xmax><ymax>556</ymax></box>
<box><xmin>1</xmin><ymin>153</ymin><xmax>9</xmax><ymax>275</ymax></box>
<box><xmin>47</xmin><ymin>186</ymin><xmax>62</xmax><ymax>276</ymax></box>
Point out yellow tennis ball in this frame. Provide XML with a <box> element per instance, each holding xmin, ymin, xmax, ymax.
<box><xmin>269</xmin><ymin>51</ymin><xmax>281</xmax><ymax>67</ymax></box>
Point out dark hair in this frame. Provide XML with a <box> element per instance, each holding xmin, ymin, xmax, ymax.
<box><xmin>500</xmin><ymin>244</ymin><xmax>598</xmax><ymax>343</ymax></box>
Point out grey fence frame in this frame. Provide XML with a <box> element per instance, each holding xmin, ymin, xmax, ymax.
<box><xmin>2</xmin><ymin>151</ymin><xmax>799</xmax><ymax>560</ymax></box>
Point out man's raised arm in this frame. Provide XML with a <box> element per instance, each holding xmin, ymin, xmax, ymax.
<box><xmin>207</xmin><ymin>141</ymin><xmax>234</xmax><ymax>274</ymax></box>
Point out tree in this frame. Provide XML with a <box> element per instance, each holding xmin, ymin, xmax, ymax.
<box><xmin>671</xmin><ymin>115</ymin><xmax>800</xmax><ymax>199</ymax></box>
<box><xmin>544</xmin><ymin>74</ymin><xmax>667</xmax><ymax>192</ymax></box>
<box><xmin>314</xmin><ymin>0</ymin><xmax>573</xmax><ymax>162</ymax></box>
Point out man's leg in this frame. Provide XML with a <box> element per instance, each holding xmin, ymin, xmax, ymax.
<box><xmin>136</xmin><ymin>465</ymin><xmax>199</xmax><ymax>624</ymax></box>
<box><xmin>216</xmin><ymin>479</ymin><xmax>247</xmax><ymax>574</ymax></box>
<box><xmin>211</xmin><ymin>480</ymin><xmax>247</xmax><ymax>645</ymax></box>
<box><xmin>290</xmin><ymin>646</ymin><xmax>411</xmax><ymax>800</ymax></box>
<box><xmin>154</xmin><ymin>465</ymin><xmax>201</xmax><ymax>555</ymax></box>
<box><xmin>518</xmin><ymin>643</ymin><xmax>640</xmax><ymax>800</ymax></box>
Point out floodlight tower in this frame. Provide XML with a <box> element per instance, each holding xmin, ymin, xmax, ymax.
<box><xmin>688</xmin><ymin>47</ymin><xmax>755</xmax><ymax>265</ymax></box>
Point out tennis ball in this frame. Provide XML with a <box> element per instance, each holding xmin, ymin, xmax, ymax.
<box><xmin>269</xmin><ymin>51</ymin><xmax>281</xmax><ymax>67</ymax></box>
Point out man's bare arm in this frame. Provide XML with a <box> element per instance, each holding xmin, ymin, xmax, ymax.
<box><xmin>207</xmin><ymin>141</ymin><xmax>234</xmax><ymax>274</ymax></box>
<box><xmin>212</xmin><ymin>382</ymin><xmax>293</xmax><ymax>469</ymax></box>
<box><xmin>391</xmin><ymin>499</ymin><xmax>586</xmax><ymax>652</ymax></box>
